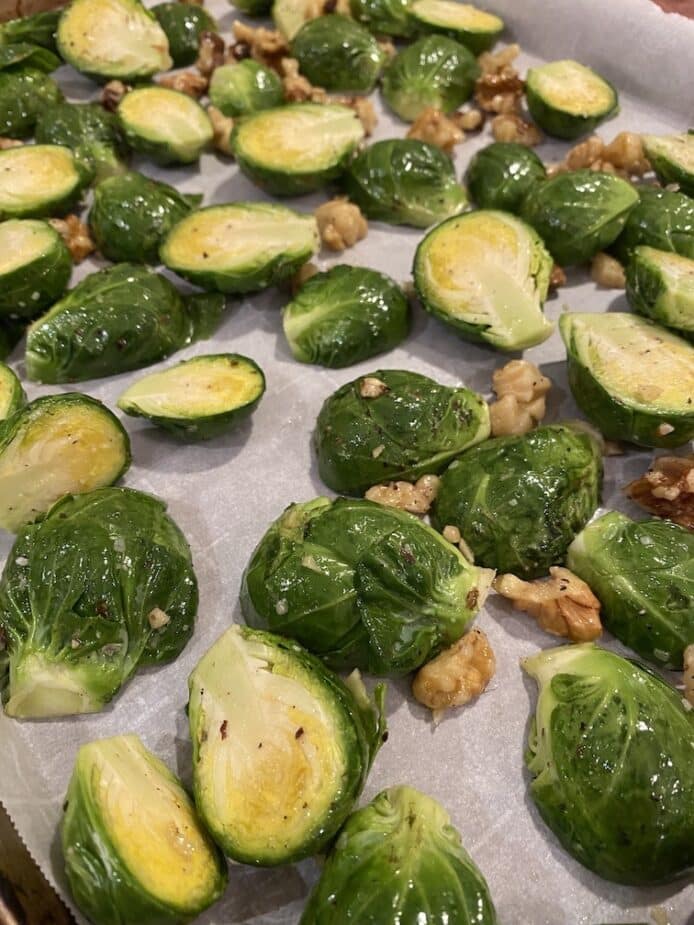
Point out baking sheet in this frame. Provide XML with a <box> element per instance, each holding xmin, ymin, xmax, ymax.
<box><xmin>1</xmin><ymin>1</ymin><xmax>693</xmax><ymax>922</ymax></box>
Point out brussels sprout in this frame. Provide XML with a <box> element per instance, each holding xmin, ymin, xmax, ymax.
<box><xmin>413</xmin><ymin>210</ymin><xmax>554</xmax><ymax>350</ymax></box>
<box><xmin>89</xmin><ymin>171</ymin><xmax>200</xmax><ymax>265</ymax></box>
<box><xmin>241</xmin><ymin>496</ymin><xmax>493</xmax><ymax>675</ymax></box>
<box><xmin>559</xmin><ymin>312</ymin><xmax>694</xmax><ymax>447</ymax></box>
<box><xmin>117</xmin><ymin>87</ymin><xmax>212</xmax><ymax>166</ymax></box>
<box><xmin>62</xmin><ymin>736</ymin><xmax>227</xmax><ymax>925</ymax></box>
<box><xmin>188</xmin><ymin>625</ymin><xmax>385</xmax><ymax>864</ymax></box>
<box><xmin>57</xmin><ymin>0</ymin><xmax>172</xmax><ymax>81</ymax></box>
<box><xmin>35</xmin><ymin>102</ymin><xmax>128</xmax><ymax>183</ymax></box>
<box><xmin>381</xmin><ymin>35</ymin><xmax>479</xmax><ymax>122</ymax></box>
<box><xmin>301</xmin><ymin>786</ymin><xmax>498</xmax><ymax>925</ymax></box>
<box><xmin>642</xmin><ymin>132</ymin><xmax>694</xmax><ymax>197</ymax></box>
<box><xmin>283</xmin><ymin>265</ymin><xmax>410</xmax><ymax>368</ymax></box>
<box><xmin>231</xmin><ymin>103</ymin><xmax>365</xmax><ymax>196</ymax></box>
<box><xmin>567</xmin><ymin>512</ymin><xmax>693</xmax><ymax>669</ymax></box>
<box><xmin>0</xmin><ymin>392</ymin><xmax>130</xmax><ymax>534</ymax></box>
<box><xmin>315</xmin><ymin>369</ymin><xmax>490</xmax><ymax>494</ymax></box>
<box><xmin>523</xmin><ymin>643</ymin><xmax>694</xmax><ymax>885</ymax></box>
<box><xmin>152</xmin><ymin>1</ymin><xmax>217</xmax><ymax>68</ymax></box>
<box><xmin>409</xmin><ymin>0</ymin><xmax>504</xmax><ymax>53</ymax></box>
<box><xmin>0</xmin><ymin>41</ymin><xmax>60</xmax><ymax>71</ymax></box>
<box><xmin>235</xmin><ymin>0</ymin><xmax>272</xmax><ymax>14</ymax></box>
<box><xmin>209</xmin><ymin>60</ymin><xmax>283</xmax><ymax>117</ymax></box>
<box><xmin>161</xmin><ymin>203</ymin><xmax>319</xmax><ymax>294</ymax></box>
<box><xmin>625</xmin><ymin>245</ymin><xmax>694</xmax><ymax>338</ymax></box>
<box><xmin>25</xmin><ymin>263</ymin><xmax>221</xmax><ymax>383</ymax></box>
<box><xmin>612</xmin><ymin>186</ymin><xmax>694</xmax><ymax>263</ymax></box>
<box><xmin>350</xmin><ymin>0</ymin><xmax>415</xmax><ymax>38</ymax></box>
<box><xmin>465</xmin><ymin>142</ymin><xmax>547</xmax><ymax>212</ymax></box>
<box><xmin>0</xmin><ymin>320</ymin><xmax>25</xmax><ymax>361</ymax></box>
<box><xmin>519</xmin><ymin>170</ymin><xmax>638</xmax><ymax>265</ymax></box>
<box><xmin>0</xmin><ymin>364</ymin><xmax>25</xmax><ymax>421</ymax></box>
<box><xmin>0</xmin><ymin>10</ymin><xmax>61</xmax><ymax>51</ymax></box>
<box><xmin>118</xmin><ymin>353</ymin><xmax>266</xmax><ymax>440</ymax></box>
<box><xmin>432</xmin><ymin>425</ymin><xmax>602</xmax><ymax>579</ymax></box>
<box><xmin>343</xmin><ymin>139</ymin><xmax>467</xmax><ymax>228</ymax></box>
<box><xmin>0</xmin><ymin>219</ymin><xmax>72</xmax><ymax>319</ymax></box>
<box><xmin>525</xmin><ymin>60</ymin><xmax>618</xmax><ymax>140</ymax></box>
<box><xmin>1</xmin><ymin>485</ymin><xmax>197</xmax><ymax>715</ymax></box>
<box><xmin>0</xmin><ymin>67</ymin><xmax>63</xmax><ymax>138</ymax></box>
<box><xmin>0</xmin><ymin>145</ymin><xmax>85</xmax><ymax>219</ymax></box>
<box><xmin>291</xmin><ymin>16</ymin><xmax>384</xmax><ymax>93</ymax></box>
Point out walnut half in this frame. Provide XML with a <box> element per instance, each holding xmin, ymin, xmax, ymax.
<box><xmin>412</xmin><ymin>628</ymin><xmax>496</xmax><ymax>719</ymax></box>
<box><xmin>489</xmin><ymin>359</ymin><xmax>551</xmax><ymax>437</ymax></box>
<box><xmin>406</xmin><ymin>106</ymin><xmax>463</xmax><ymax>154</ymax></box>
<box><xmin>625</xmin><ymin>455</ymin><xmax>694</xmax><ymax>530</ymax></box>
<box><xmin>314</xmin><ymin>197</ymin><xmax>367</xmax><ymax>252</ymax></box>
<box><xmin>365</xmin><ymin>475</ymin><xmax>440</xmax><ymax>515</ymax></box>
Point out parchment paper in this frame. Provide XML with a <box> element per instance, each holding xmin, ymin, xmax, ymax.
<box><xmin>1</xmin><ymin>1</ymin><xmax>693</xmax><ymax>922</ymax></box>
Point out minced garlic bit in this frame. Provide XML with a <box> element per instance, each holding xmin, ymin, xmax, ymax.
<box><xmin>158</xmin><ymin>70</ymin><xmax>208</xmax><ymax>98</ymax></box>
<box><xmin>280</xmin><ymin>57</ymin><xmax>327</xmax><ymax>103</ymax></box>
<box><xmin>406</xmin><ymin>106</ymin><xmax>463</xmax><ymax>155</ymax></box>
<box><xmin>232</xmin><ymin>21</ymin><xmax>289</xmax><ymax>70</ymax></box>
<box><xmin>100</xmin><ymin>80</ymin><xmax>131</xmax><ymax>111</ymax></box>
<box><xmin>495</xmin><ymin>567</ymin><xmax>602</xmax><ymax>642</ymax></box>
<box><xmin>489</xmin><ymin>359</ymin><xmax>551</xmax><ymax>437</ymax></box>
<box><xmin>196</xmin><ymin>30</ymin><xmax>225</xmax><ymax>76</ymax></box>
<box><xmin>412</xmin><ymin>628</ymin><xmax>496</xmax><ymax>719</ymax></box>
<box><xmin>147</xmin><ymin>607</ymin><xmax>171</xmax><ymax>629</ymax></box>
<box><xmin>547</xmin><ymin>131</ymin><xmax>651</xmax><ymax>179</ymax></box>
<box><xmin>365</xmin><ymin>474</ymin><xmax>440</xmax><ymax>515</ymax></box>
<box><xmin>625</xmin><ymin>454</ymin><xmax>694</xmax><ymax>530</ymax></box>
<box><xmin>491</xmin><ymin>112</ymin><xmax>542</xmax><ymax>146</ymax></box>
<box><xmin>0</xmin><ymin>137</ymin><xmax>22</xmax><ymax>150</ymax></box>
<box><xmin>207</xmin><ymin>106</ymin><xmax>234</xmax><ymax>156</ymax></box>
<box><xmin>684</xmin><ymin>645</ymin><xmax>694</xmax><ymax>708</ymax></box>
<box><xmin>315</xmin><ymin>197</ymin><xmax>368</xmax><ymax>251</ymax></box>
<box><xmin>359</xmin><ymin>376</ymin><xmax>389</xmax><ymax>398</ymax></box>
<box><xmin>591</xmin><ymin>252</ymin><xmax>626</xmax><ymax>288</ymax></box>
<box><xmin>48</xmin><ymin>216</ymin><xmax>96</xmax><ymax>263</ymax></box>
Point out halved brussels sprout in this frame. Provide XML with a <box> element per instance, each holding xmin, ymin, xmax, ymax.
<box><xmin>413</xmin><ymin>210</ymin><xmax>553</xmax><ymax>350</ymax></box>
<box><xmin>409</xmin><ymin>0</ymin><xmax>504</xmax><ymax>53</ymax></box>
<box><xmin>625</xmin><ymin>245</ymin><xmax>694</xmax><ymax>338</ymax></box>
<box><xmin>0</xmin><ymin>219</ymin><xmax>72</xmax><ymax>319</ymax></box>
<box><xmin>152</xmin><ymin>1</ymin><xmax>217</xmax><ymax>67</ymax></box>
<box><xmin>350</xmin><ymin>0</ymin><xmax>415</xmax><ymax>37</ymax></box>
<box><xmin>291</xmin><ymin>15</ymin><xmax>384</xmax><ymax>93</ymax></box>
<box><xmin>241</xmin><ymin>496</ymin><xmax>493</xmax><ymax>676</ymax></box>
<box><xmin>524</xmin><ymin>643</ymin><xmax>694</xmax><ymax>885</ymax></box>
<box><xmin>432</xmin><ymin>425</ymin><xmax>602</xmax><ymax>579</ymax></box>
<box><xmin>559</xmin><ymin>312</ymin><xmax>694</xmax><ymax>447</ymax></box>
<box><xmin>188</xmin><ymin>625</ymin><xmax>386</xmax><ymax>864</ymax></box>
<box><xmin>35</xmin><ymin>102</ymin><xmax>128</xmax><ymax>183</ymax></box>
<box><xmin>0</xmin><ymin>393</ymin><xmax>130</xmax><ymax>533</ymax></box>
<box><xmin>283</xmin><ymin>265</ymin><xmax>410</xmax><ymax>367</ymax></box>
<box><xmin>161</xmin><ymin>203</ymin><xmax>319</xmax><ymax>293</ymax></box>
<box><xmin>118</xmin><ymin>353</ymin><xmax>266</xmax><ymax>440</ymax></box>
<box><xmin>0</xmin><ymin>41</ymin><xmax>60</xmax><ymax>71</ymax></box>
<box><xmin>465</xmin><ymin>142</ymin><xmax>546</xmax><ymax>212</ymax></box>
<box><xmin>0</xmin><ymin>9</ymin><xmax>61</xmax><ymax>51</ymax></box>
<box><xmin>0</xmin><ymin>145</ymin><xmax>85</xmax><ymax>220</ymax></box>
<box><xmin>526</xmin><ymin>60</ymin><xmax>618</xmax><ymax>140</ymax></box>
<box><xmin>0</xmin><ymin>364</ymin><xmax>25</xmax><ymax>421</ymax></box>
<box><xmin>315</xmin><ymin>369</ymin><xmax>490</xmax><ymax>494</ymax></box>
<box><xmin>89</xmin><ymin>171</ymin><xmax>200</xmax><ymax>264</ymax></box>
<box><xmin>209</xmin><ymin>60</ymin><xmax>283</xmax><ymax>117</ymax></box>
<box><xmin>301</xmin><ymin>786</ymin><xmax>498</xmax><ymax>925</ymax></box>
<box><xmin>343</xmin><ymin>138</ymin><xmax>467</xmax><ymax>228</ymax></box>
<box><xmin>231</xmin><ymin>103</ymin><xmax>365</xmax><ymax>196</ymax></box>
<box><xmin>57</xmin><ymin>0</ymin><xmax>172</xmax><ymax>80</ymax></box>
<box><xmin>642</xmin><ymin>132</ymin><xmax>694</xmax><ymax>197</ymax></box>
<box><xmin>382</xmin><ymin>35</ymin><xmax>479</xmax><ymax>121</ymax></box>
<box><xmin>63</xmin><ymin>735</ymin><xmax>227</xmax><ymax>925</ymax></box>
<box><xmin>612</xmin><ymin>186</ymin><xmax>694</xmax><ymax>263</ymax></box>
<box><xmin>568</xmin><ymin>512</ymin><xmax>693</xmax><ymax>669</ymax></box>
<box><xmin>0</xmin><ymin>67</ymin><xmax>63</xmax><ymax>138</ymax></box>
<box><xmin>118</xmin><ymin>87</ymin><xmax>212</xmax><ymax>166</ymax></box>
<box><xmin>520</xmin><ymin>169</ymin><xmax>638</xmax><ymax>265</ymax></box>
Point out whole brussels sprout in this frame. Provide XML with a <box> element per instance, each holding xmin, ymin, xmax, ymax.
<box><xmin>118</xmin><ymin>87</ymin><xmax>213</xmax><ymax>166</ymax></box>
<box><xmin>465</xmin><ymin>142</ymin><xmax>546</xmax><ymax>212</ymax></box>
<box><xmin>525</xmin><ymin>60</ymin><xmax>618</xmax><ymax>140</ymax></box>
<box><xmin>350</xmin><ymin>0</ymin><xmax>415</xmax><ymax>37</ymax></box>
<box><xmin>0</xmin><ymin>145</ymin><xmax>86</xmax><ymax>220</ymax></box>
<box><xmin>568</xmin><ymin>511</ymin><xmax>693</xmax><ymax>669</ymax></box>
<box><xmin>0</xmin><ymin>67</ymin><xmax>63</xmax><ymax>138</ymax></box>
<box><xmin>625</xmin><ymin>245</ymin><xmax>694</xmax><ymax>338</ymax></box>
<box><xmin>35</xmin><ymin>102</ymin><xmax>128</xmax><ymax>183</ymax></box>
<box><xmin>343</xmin><ymin>138</ymin><xmax>467</xmax><ymax>228</ymax></box>
<box><xmin>432</xmin><ymin>425</ymin><xmax>603</xmax><ymax>578</ymax></box>
<box><xmin>209</xmin><ymin>60</ymin><xmax>284</xmax><ymax>117</ymax></box>
<box><xmin>382</xmin><ymin>35</ymin><xmax>479</xmax><ymax>122</ymax></box>
<box><xmin>524</xmin><ymin>643</ymin><xmax>694</xmax><ymax>885</ymax></box>
<box><xmin>409</xmin><ymin>0</ymin><xmax>504</xmax><ymax>54</ymax></box>
<box><xmin>0</xmin><ymin>219</ymin><xmax>72</xmax><ymax>319</ymax></box>
<box><xmin>62</xmin><ymin>735</ymin><xmax>227</xmax><ymax>925</ymax></box>
<box><xmin>0</xmin><ymin>10</ymin><xmax>61</xmax><ymax>51</ymax></box>
<box><xmin>188</xmin><ymin>625</ymin><xmax>386</xmax><ymax>865</ymax></box>
<box><xmin>0</xmin><ymin>363</ymin><xmax>25</xmax><ymax>421</ymax></box>
<box><xmin>519</xmin><ymin>169</ymin><xmax>638</xmax><ymax>265</ymax></box>
<box><xmin>241</xmin><ymin>496</ymin><xmax>494</xmax><ymax>676</ymax></box>
<box><xmin>642</xmin><ymin>132</ymin><xmax>694</xmax><ymax>197</ymax></box>
<box><xmin>152</xmin><ymin>1</ymin><xmax>217</xmax><ymax>67</ymax></box>
<box><xmin>291</xmin><ymin>15</ymin><xmax>385</xmax><ymax>93</ymax></box>
<box><xmin>612</xmin><ymin>186</ymin><xmax>694</xmax><ymax>263</ymax></box>
<box><xmin>0</xmin><ymin>486</ymin><xmax>196</xmax><ymax>717</ymax></box>
<box><xmin>315</xmin><ymin>369</ymin><xmax>490</xmax><ymax>494</ymax></box>
<box><xmin>301</xmin><ymin>786</ymin><xmax>497</xmax><ymax>925</ymax></box>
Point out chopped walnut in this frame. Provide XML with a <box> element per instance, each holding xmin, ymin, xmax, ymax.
<box><xmin>207</xmin><ymin>105</ymin><xmax>234</xmax><ymax>157</ymax></box>
<box><xmin>232</xmin><ymin>21</ymin><xmax>289</xmax><ymax>70</ymax></box>
<box><xmin>315</xmin><ymin>197</ymin><xmax>367</xmax><ymax>251</ymax></box>
<box><xmin>377</xmin><ymin>38</ymin><xmax>396</xmax><ymax>60</ymax></box>
<box><xmin>452</xmin><ymin>108</ymin><xmax>485</xmax><ymax>132</ymax></box>
<box><xmin>477</xmin><ymin>43</ymin><xmax>520</xmax><ymax>75</ymax></box>
<box><xmin>0</xmin><ymin>137</ymin><xmax>22</xmax><ymax>150</ymax></box>
<box><xmin>412</xmin><ymin>628</ymin><xmax>495</xmax><ymax>718</ymax></box>
<box><xmin>365</xmin><ymin>475</ymin><xmax>440</xmax><ymax>515</ymax></box>
<box><xmin>491</xmin><ymin>113</ymin><xmax>542</xmax><ymax>146</ymax></box>
<box><xmin>158</xmin><ymin>70</ymin><xmax>208</xmax><ymax>98</ymax></box>
<box><xmin>359</xmin><ymin>376</ymin><xmax>389</xmax><ymax>398</ymax></box>
<box><xmin>489</xmin><ymin>359</ymin><xmax>552</xmax><ymax>437</ymax></box>
<box><xmin>100</xmin><ymin>80</ymin><xmax>131</xmax><ymax>111</ymax></box>
<box><xmin>684</xmin><ymin>645</ymin><xmax>694</xmax><ymax>708</ymax></box>
<box><xmin>549</xmin><ymin>264</ymin><xmax>567</xmax><ymax>290</ymax></box>
<box><xmin>335</xmin><ymin>95</ymin><xmax>377</xmax><ymax>136</ymax></box>
<box><xmin>548</xmin><ymin>131</ymin><xmax>651</xmax><ymax>179</ymax></box>
<box><xmin>48</xmin><ymin>215</ymin><xmax>95</xmax><ymax>263</ymax></box>
<box><xmin>407</xmin><ymin>106</ymin><xmax>463</xmax><ymax>155</ymax></box>
<box><xmin>196</xmin><ymin>30</ymin><xmax>225</xmax><ymax>76</ymax></box>
<box><xmin>495</xmin><ymin>567</ymin><xmax>602</xmax><ymax>642</ymax></box>
<box><xmin>441</xmin><ymin>524</ymin><xmax>475</xmax><ymax>562</ymax></box>
<box><xmin>227</xmin><ymin>41</ymin><xmax>251</xmax><ymax>62</ymax></box>
<box><xmin>280</xmin><ymin>57</ymin><xmax>327</xmax><ymax>103</ymax></box>
<box><xmin>474</xmin><ymin>67</ymin><xmax>524</xmax><ymax>114</ymax></box>
<box><xmin>591</xmin><ymin>252</ymin><xmax>626</xmax><ymax>288</ymax></box>
<box><xmin>290</xmin><ymin>261</ymin><xmax>319</xmax><ymax>294</ymax></box>
<box><xmin>626</xmin><ymin>455</ymin><xmax>694</xmax><ymax>530</ymax></box>
<box><xmin>147</xmin><ymin>607</ymin><xmax>171</xmax><ymax>629</ymax></box>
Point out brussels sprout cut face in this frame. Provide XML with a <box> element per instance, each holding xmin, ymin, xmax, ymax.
<box><xmin>209</xmin><ymin>61</ymin><xmax>284</xmax><ymax>117</ymax></box>
<box><xmin>57</xmin><ymin>0</ymin><xmax>172</xmax><ymax>80</ymax></box>
<box><xmin>291</xmin><ymin>15</ymin><xmax>385</xmax><ymax>93</ymax></box>
<box><xmin>613</xmin><ymin>186</ymin><xmax>694</xmax><ymax>262</ymax></box>
<box><xmin>465</xmin><ymin>142</ymin><xmax>546</xmax><ymax>213</ymax></box>
<box><xmin>272</xmin><ymin>0</ymin><xmax>321</xmax><ymax>39</ymax></box>
<box><xmin>523</xmin><ymin>644</ymin><xmax>694</xmax><ymax>885</ymax></box>
<box><xmin>642</xmin><ymin>132</ymin><xmax>694</xmax><ymax>197</ymax></box>
<box><xmin>0</xmin><ymin>219</ymin><xmax>72</xmax><ymax>318</ymax></box>
<box><xmin>560</xmin><ymin>312</ymin><xmax>694</xmax><ymax>447</ymax></box>
<box><xmin>63</xmin><ymin>736</ymin><xmax>227</xmax><ymax>925</ymax></box>
<box><xmin>0</xmin><ymin>364</ymin><xmax>25</xmax><ymax>421</ymax></box>
<box><xmin>118</xmin><ymin>87</ymin><xmax>212</xmax><ymax>165</ymax></box>
<box><xmin>409</xmin><ymin>0</ymin><xmax>504</xmax><ymax>53</ymax></box>
<box><xmin>525</xmin><ymin>59</ymin><xmax>618</xmax><ymax>140</ymax></box>
<box><xmin>626</xmin><ymin>245</ymin><xmax>694</xmax><ymax>336</ymax></box>
<box><xmin>414</xmin><ymin>210</ymin><xmax>553</xmax><ymax>350</ymax></box>
<box><xmin>188</xmin><ymin>626</ymin><xmax>385</xmax><ymax>864</ymax></box>
<box><xmin>232</xmin><ymin>103</ymin><xmax>365</xmax><ymax>196</ymax></box>
<box><xmin>0</xmin><ymin>145</ymin><xmax>84</xmax><ymax>220</ymax></box>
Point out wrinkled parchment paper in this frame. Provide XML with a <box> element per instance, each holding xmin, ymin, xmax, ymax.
<box><xmin>1</xmin><ymin>1</ymin><xmax>693</xmax><ymax>922</ymax></box>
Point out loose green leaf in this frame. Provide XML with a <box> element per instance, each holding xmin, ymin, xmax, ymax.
<box><xmin>0</xmin><ymin>10</ymin><xmax>61</xmax><ymax>52</ymax></box>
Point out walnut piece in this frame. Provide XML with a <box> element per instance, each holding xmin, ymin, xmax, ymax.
<box><xmin>548</xmin><ymin>131</ymin><xmax>650</xmax><ymax>179</ymax></box>
<box><xmin>158</xmin><ymin>70</ymin><xmax>208</xmax><ymax>98</ymax></box>
<box><xmin>335</xmin><ymin>95</ymin><xmax>378</xmax><ymax>136</ymax></box>
<box><xmin>489</xmin><ymin>359</ymin><xmax>551</xmax><ymax>437</ymax></box>
<box><xmin>232</xmin><ymin>21</ymin><xmax>289</xmax><ymax>70</ymax></box>
<box><xmin>280</xmin><ymin>57</ymin><xmax>327</xmax><ymax>103</ymax></box>
<box><xmin>365</xmin><ymin>475</ymin><xmax>440</xmax><ymax>515</ymax></box>
<box><xmin>625</xmin><ymin>455</ymin><xmax>694</xmax><ymax>530</ymax></box>
<box><xmin>207</xmin><ymin>105</ymin><xmax>234</xmax><ymax>156</ymax></box>
<box><xmin>412</xmin><ymin>628</ymin><xmax>496</xmax><ymax>717</ymax></box>
<box><xmin>290</xmin><ymin>261</ymin><xmax>319</xmax><ymax>294</ymax></box>
<box><xmin>452</xmin><ymin>108</ymin><xmax>485</xmax><ymax>132</ymax></box>
<box><xmin>684</xmin><ymin>645</ymin><xmax>694</xmax><ymax>708</ymax></box>
<box><xmin>549</xmin><ymin>264</ymin><xmax>567</xmax><ymax>290</ymax></box>
<box><xmin>491</xmin><ymin>113</ymin><xmax>542</xmax><ymax>146</ymax></box>
<box><xmin>474</xmin><ymin>67</ymin><xmax>524</xmax><ymax>114</ymax></box>
<box><xmin>495</xmin><ymin>567</ymin><xmax>602</xmax><ymax>642</ymax></box>
<box><xmin>591</xmin><ymin>252</ymin><xmax>626</xmax><ymax>288</ymax></box>
<box><xmin>407</xmin><ymin>106</ymin><xmax>463</xmax><ymax>154</ymax></box>
<box><xmin>48</xmin><ymin>215</ymin><xmax>96</xmax><ymax>263</ymax></box>
<box><xmin>315</xmin><ymin>197</ymin><xmax>367</xmax><ymax>251</ymax></box>
<box><xmin>0</xmin><ymin>137</ymin><xmax>22</xmax><ymax>150</ymax></box>
<box><xmin>378</xmin><ymin>38</ymin><xmax>396</xmax><ymax>60</ymax></box>
<box><xmin>359</xmin><ymin>376</ymin><xmax>389</xmax><ymax>398</ymax></box>
<box><xmin>441</xmin><ymin>524</ymin><xmax>475</xmax><ymax>562</ymax></box>
<box><xmin>477</xmin><ymin>43</ymin><xmax>520</xmax><ymax>75</ymax></box>
<box><xmin>100</xmin><ymin>80</ymin><xmax>131</xmax><ymax>111</ymax></box>
<box><xmin>196</xmin><ymin>30</ymin><xmax>225</xmax><ymax>76</ymax></box>
<box><xmin>147</xmin><ymin>607</ymin><xmax>171</xmax><ymax>629</ymax></box>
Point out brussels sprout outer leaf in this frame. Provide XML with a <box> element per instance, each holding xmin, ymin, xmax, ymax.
<box><xmin>117</xmin><ymin>87</ymin><xmax>213</xmax><ymax>166</ymax></box>
<box><xmin>611</xmin><ymin>186</ymin><xmax>694</xmax><ymax>264</ymax></box>
<box><xmin>0</xmin><ymin>10</ymin><xmax>61</xmax><ymax>51</ymax></box>
<box><xmin>625</xmin><ymin>245</ymin><xmax>694</xmax><ymax>337</ymax></box>
<box><xmin>525</xmin><ymin>60</ymin><xmax>618</xmax><ymax>140</ymax></box>
<box><xmin>465</xmin><ymin>142</ymin><xmax>546</xmax><ymax>213</ymax></box>
<box><xmin>0</xmin><ymin>364</ymin><xmax>25</xmax><ymax>421</ymax></box>
<box><xmin>35</xmin><ymin>102</ymin><xmax>128</xmax><ymax>184</ymax></box>
<box><xmin>642</xmin><ymin>133</ymin><xmax>694</xmax><ymax>198</ymax></box>
<box><xmin>409</xmin><ymin>0</ymin><xmax>504</xmax><ymax>54</ymax></box>
<box><xmin>0</xmin><ymin>41</ymin><xmax>61</xmax><ymax>72</ymax></box>
<box><xmin>208</xmin><ymin>60</ymin><xmax>283</xmax><ymax>117</ymax></box>
<box><xmin>0</xmin><ymin>219</ymin><xmax>72</xmax><ymax>318</ymax></box>
<box><xmin>152</xmin><ymin>1</ymin><xmax>217</xmax><ymax>67</ymax></box>
<box><xmin>0</xmin><ymin>144</ymin><xmax>85</xmax><ymax>219</ymax></box>
<box><xmin>0</xmin><ymin>68</ymin><xmax>63</xmax><ymax>139</ymax></box>
<box><xmin>523</xmin><ymin>644</ymin><xmax>694</xmax><ymax>885</ymax></box>
<box><xmin>350</xmin><ymin>0</ymin><xmax>415</xmax><ymax>37</ymax></box>
<box><xmin>291</xmin><ymin>16</ymin><xmax>385</xmax><ymax>93</ymax></box>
